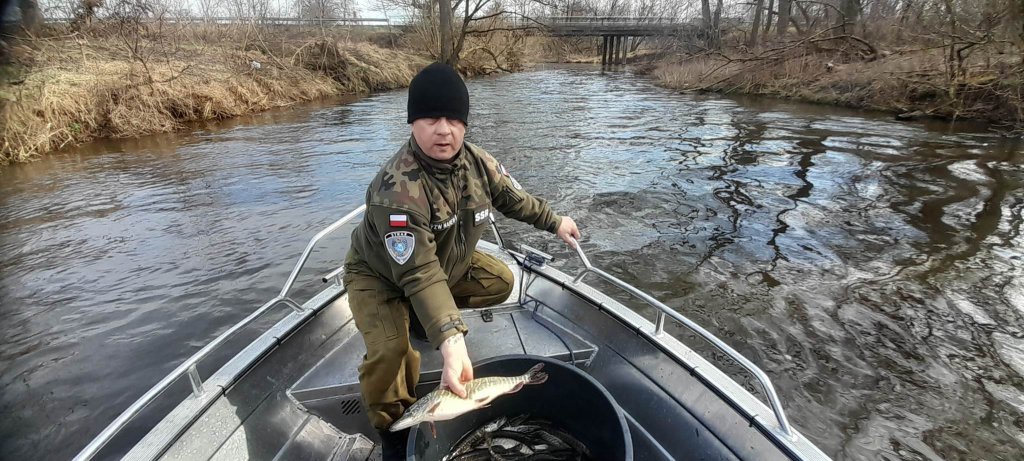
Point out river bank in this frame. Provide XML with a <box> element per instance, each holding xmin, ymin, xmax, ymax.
<box><xmin>0</xmin><ymin>33</ymin><xmax>434</xmax><ymax>165</ymax></box>
<box><xmin>644</xmin><ymin>48</ymin><xmax>1024</xmax><ymax>133</ymax></box>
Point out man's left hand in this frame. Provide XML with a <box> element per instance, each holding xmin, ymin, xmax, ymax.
<box><xmin>556</xmin><ymin>217</ymin><xmax>582</xmax><ymax>248</ymax></box>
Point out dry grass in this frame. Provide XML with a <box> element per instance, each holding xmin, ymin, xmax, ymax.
<box><xmin>292</xmin><ymin>40</ymin><xmax>427</xmax><ymax>92</ymax></box>
<box><xmin>652</xmin><ymin>48</ymin><xmax>1024</xmax><ymax>129</ymax></box>
<box><xmin>0</xmin><ymin>29</ymin><xmax>427</xmax><ymax>165</ymax></box>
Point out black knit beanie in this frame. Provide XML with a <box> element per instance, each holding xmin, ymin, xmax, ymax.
<box><xmin>407</xmin><ymin>62</ymin><xmax>470</xmax><ymax>125</ymax></box>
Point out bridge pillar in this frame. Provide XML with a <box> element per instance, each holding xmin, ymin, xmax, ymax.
<box><xmin>607</xmin><ymin>35</ymin><xmax>614</xmax><ymax>66</ymax></box>
<box><xmin>612</xmin><ymin>36</ymin><xmax>618</xmax><ymax>65</ymax></box>
<box><xmin>602</xmin><ymin>35</ymin><xmax>610</xmax><ymax>65</ymax></box>
<box><xmin>615</xmin><ymin>35</ymin><xmax>624</xmax><ymax>65</ymax></box>
<box><xmin>601</xmin><ymin>35</ymin><xmax>609</xmax><ymax>66</ymax></box>
<box><xmin>606</xmin><ymin>35</ymin><xmax>614</xmax><ymax>66</ymax></box>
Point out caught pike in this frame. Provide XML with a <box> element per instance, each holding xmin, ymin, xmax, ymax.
<box><xmin>446</xmin><ymin>413</ymin><xmax>592</xmax><ymax>461</ymax></box>
<box><xmin>389</xmin><ymin>363</ymin><xmax>548</xmax><ymax>432</ymax></box>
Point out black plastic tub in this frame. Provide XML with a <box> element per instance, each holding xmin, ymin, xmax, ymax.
<box><xmin>406</xmin><ymin>354</ymin><xmax>632</xmax><ymax>460</ymax></box>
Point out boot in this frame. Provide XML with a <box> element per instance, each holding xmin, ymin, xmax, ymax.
<box><xmin>378</xmin><ymin>428</ymin><xmax>410</xmax><ymax>461</ymax></box>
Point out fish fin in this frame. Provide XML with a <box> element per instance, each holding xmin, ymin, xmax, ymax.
<box><xmin>430</xmin><ymin>421</ymin><xmax>437</xmax><ymax>439</ymax></box>
<box><xmin>509</xmin><ymin>381</ymin><xmax>526</xmax><ymax>393</ymax></box>
<box><xmin>526</xmin><ymin>363</ymin><xmax>548</xmax><ymax>385</ymax></box>
<box><xmin>427</xmin><ymin>401</ymin><xmax>442</xmax><ymax>416</ymax></box>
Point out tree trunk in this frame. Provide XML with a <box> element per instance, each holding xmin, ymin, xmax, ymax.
<box><xmin>748</xmin><ymin>0</ymin><xmax>765</xmax><ymax>48</ymax></box>
<box><xmin>701</xmin><ymin>0</ymin><xmax>713</xmax><ymax>44</ymax></box>
<box><xmin>438</xmin><ymin>0</ymin><xmax>454</xmax><ymax>66</ymax></box>
<box><xmin>1008</xmin><ymin>0</ymin><xmax>1022</xmax><ymax>59</ymax></box>
<box><xmin>18</xmin><ymin>0</ymin><xmax>43</xmax><ymax>34</ymax></box>
<box><xmin>836</xmin><ymin>0</ymin><xmax>861</xmax><ymax>34</ymax></box>
<box><xmin>764</xmin><ymin>0</ymin><xmax>774</xmax><ymax>36</ymax></box>
<box><xmin>713</xmin><ymin>0</ymin><xmax>723</xmax><ymax>34</ymax></box>
<box><xmin>777</xmin><ymin>0</ymin><xmax>790</xmax><ymax>38</ymax></box>
<box><xmin>451</xmin><ymin>0</ymin><xmax>470</xmax><ymax>68</ymax></box>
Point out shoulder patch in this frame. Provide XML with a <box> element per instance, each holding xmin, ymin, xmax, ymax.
<box><xmin>474</xmin><ymin>208</ymin><xmax>492</xmax><ymax>225</ymax></box>
<box><xmin>500</xmin><ymin>163</ymin><xmax>524</xmax><ymax>191</ymax></box>
<box><xmin>430</xmin><ymin>215</ymin><xmax>457</xmax><ymax>232</ymax></box>
<box><xmin>384</xmin><ymin>231</ymin><xmax>415</xmax><ymax>265</ymax></box>
<box><xmin>389</xmin><ymin>214</ymin><xmax>408</xmax><ymax>227</ymax></box>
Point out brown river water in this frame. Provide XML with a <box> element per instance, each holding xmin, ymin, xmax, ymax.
<box><xmin>1</xmin><ymin>65</ymin><xmax>1022</xmax><ymax>460</ymax></box>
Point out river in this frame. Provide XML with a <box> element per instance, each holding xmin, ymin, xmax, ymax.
<box><xmin>1</xmin><ymin>65</ymin><xmax>1022</xmax><ymax>460</ymax></box>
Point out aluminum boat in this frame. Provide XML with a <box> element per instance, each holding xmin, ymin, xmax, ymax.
<box><xmin>73</xmin><ymin>205</ymin><xmax>831</xmax><ymax>461</ymax></box>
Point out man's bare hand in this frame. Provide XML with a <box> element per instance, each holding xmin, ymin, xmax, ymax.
<box><xmin>556</xmin><ymin>217</ymin><xmax>582</xmax><ymax>248</ymax></box>
<box><xmin>439</xmin><ymin>333</ymin><xmax>473</xmax><ymax>398</ymax></box>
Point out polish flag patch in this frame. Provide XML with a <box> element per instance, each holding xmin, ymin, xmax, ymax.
<box><xmin>389</xmin><ymin>214</ymin><xmax>408</xmax><ymax>227</ymax></box>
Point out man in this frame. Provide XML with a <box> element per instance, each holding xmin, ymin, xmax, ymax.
<box><xmin>342</xmin><ymin>62</ymin><xmax>581</xmax><ymax>459</ymax></box>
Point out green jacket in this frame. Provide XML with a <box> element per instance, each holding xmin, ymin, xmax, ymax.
<box><xmin>345</xmin><ymin>137</ymin><xmax>562</xmax><ymax>348</ymax></box>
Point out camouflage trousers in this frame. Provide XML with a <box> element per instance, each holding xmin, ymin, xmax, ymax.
<box><xmin>343</xmin><ymin>250</ymin><xmax>514</xmax><ymax>430</ymax></box>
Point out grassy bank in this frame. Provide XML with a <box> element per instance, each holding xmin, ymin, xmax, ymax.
<box><xmin>647</xmin><ymin>48</ymin><xmax>1023</xmax><ymax>132</ymax></box>
<box><xmin>0</xmin><ymin>30</ymin><xmax>431</xmax><ymax>165</ymax></box>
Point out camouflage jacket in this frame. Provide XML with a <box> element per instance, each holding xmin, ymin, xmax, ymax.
<box><xmin>345</xmin><ymin>137</ymin><xmax>562</xmax><ymax>348</ymax></box>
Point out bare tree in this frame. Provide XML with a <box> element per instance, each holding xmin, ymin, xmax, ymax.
<box><xmin>776</xmin><ymin>0</ymin><xmax>790</xmax><ymax>37</ymax></box>
<box><xmin>196</xmin><ymin>0</ymin><xmax>224</xmax><ymax>20</ymax></box>
<box><xmin>749</xmin><ymin>0</ymin><xmax>765</xmax><ymax>47</ymax></box>
<box><xmin>701</xmin><ymin>0</ymin><xmax>713</xmax><ymax>38</ymax></box>
<box><xmin>837</xmin><ymin>0</ymin><xmax>861</xmax><ymax>34</ymax></box>
<box><xmin>18</xmin><ymin>0</ymin><xmax>45</xmax><ymax>33</ymax></box>
<box><xmin>440</xmin><ymin>0</ymin><xmax>454</xmax><ymax>64</ymax></box>
<box><xmin>298</xmin><ymin>0</ymin><xmax>353</xmax><ymax>19</ymax></box>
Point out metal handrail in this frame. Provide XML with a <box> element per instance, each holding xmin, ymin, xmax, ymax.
<box><xmin>567</xmin><ymin>238</ymin><xmax>796</xmax><ymax>440</ymax></box>
<box><xmin>73</xmin><ymin>204</ymin><xmax>367</xmax><ymax>461</ymax></box>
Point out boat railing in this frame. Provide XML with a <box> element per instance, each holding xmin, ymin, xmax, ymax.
<box><xmin>565</xmin><ymin>237</ymin><xmax>796</xmax><ymax>441</ymax></box>
<box><xmin>73</xmin><ymin>205</ymin><xmax>368</xmax><ymax>461</ymax></box>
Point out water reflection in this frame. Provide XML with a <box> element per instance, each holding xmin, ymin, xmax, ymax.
<box><xmin>1</xmin><ymin>66</ymin><xmax>1023</xmax><ymax>461</ymax></box>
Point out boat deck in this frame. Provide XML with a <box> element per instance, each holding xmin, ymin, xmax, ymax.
<box><xmin>291</xmin><ymin>303</ymin><xmax>598</xmax><ymax>442</ymax></box>
<box><xmin>115</xmin><ymin>243</ymin><xmax>827</xmax><ymax>461</ymax></box>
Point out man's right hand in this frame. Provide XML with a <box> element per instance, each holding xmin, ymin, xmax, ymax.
<box><xmin>556</xmin><ymin>216</ymin><xmax>582</xmax><ymax>248</ymax></box>
<box><xmin>439</xmin><ymin>333</ymin><xmax>473</xmax><ymax>398</ymax></box>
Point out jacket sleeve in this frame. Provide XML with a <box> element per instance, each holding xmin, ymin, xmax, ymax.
<box><xmin>474</xmin><ymin>147</ymin><xmax>562</xmax><ymax>233</ymax></box>
<box><xmin>364</xmin><ymin>204</ymin><xmax>467</xmax><ymax>348</ymax></box>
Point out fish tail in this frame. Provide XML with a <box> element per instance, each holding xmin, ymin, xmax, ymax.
<box><xmin>525</xmin><ymin>363</ymin><xmax>548</xmax><ymax>385</ymax></box>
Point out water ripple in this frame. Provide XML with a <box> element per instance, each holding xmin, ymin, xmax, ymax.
<box><xmin>1</xmin><ymin>66</ymin><xmax>1023</xmax><ymax>461</ymax></box>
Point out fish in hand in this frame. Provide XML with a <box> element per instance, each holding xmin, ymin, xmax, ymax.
<box><xmin>389</xmin><ymin>363</ymin><xmax>548</xmax><ymax>433</ymax></box>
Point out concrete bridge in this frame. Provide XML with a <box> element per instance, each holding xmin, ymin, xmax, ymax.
<box><xmin>35</xmin><ymin>14</ymin><xmax>700</xmax><ymax>66</ymax></box>
<box><xmin>542</xmin><ymin>16</ymin><xmax>702</xmax><ymax>65</ymax></box>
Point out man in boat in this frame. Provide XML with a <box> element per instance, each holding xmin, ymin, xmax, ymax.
<box><xmin>342</xmin><ymin>62</ymin><xmax>581</xmax><ymax>459</ymax></box>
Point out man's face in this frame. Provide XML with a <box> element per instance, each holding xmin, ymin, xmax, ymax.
<box><xmin>411</xmin><ymin>117</ymin><xmax>465</xmax><ymax>161</ymax></box>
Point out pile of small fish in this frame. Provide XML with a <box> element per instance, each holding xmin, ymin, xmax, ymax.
<box><xmin>443</xmin><ymin>414</ymin><xmax>592</xmax><ymax>461</ymax></box>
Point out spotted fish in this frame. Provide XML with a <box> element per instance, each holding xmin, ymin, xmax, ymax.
<box><xmin>389</xmin><ymin>363</ymin><xmax>548</xmax><ymax>432</ymax></box>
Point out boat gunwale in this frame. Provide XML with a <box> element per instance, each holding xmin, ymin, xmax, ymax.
<box><xmin>511</xmin><ymin>247</ymin><xmax>831</xmax><ymax>461</ymax></box>
<box><xmin>75</xmin><ymin>211</ymin><xmax>831</xmax><ymax>461</ymax></box>
<box><xmin>72</xmin><ymin>205</ymin><xmax>368</xmax><ymax>461</ymax></box>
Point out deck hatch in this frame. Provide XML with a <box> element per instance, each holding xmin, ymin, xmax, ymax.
<box><xmin>339</xmin><ymin>397</ymin><xmax>362</xmax><ymax>416</ymax></box>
